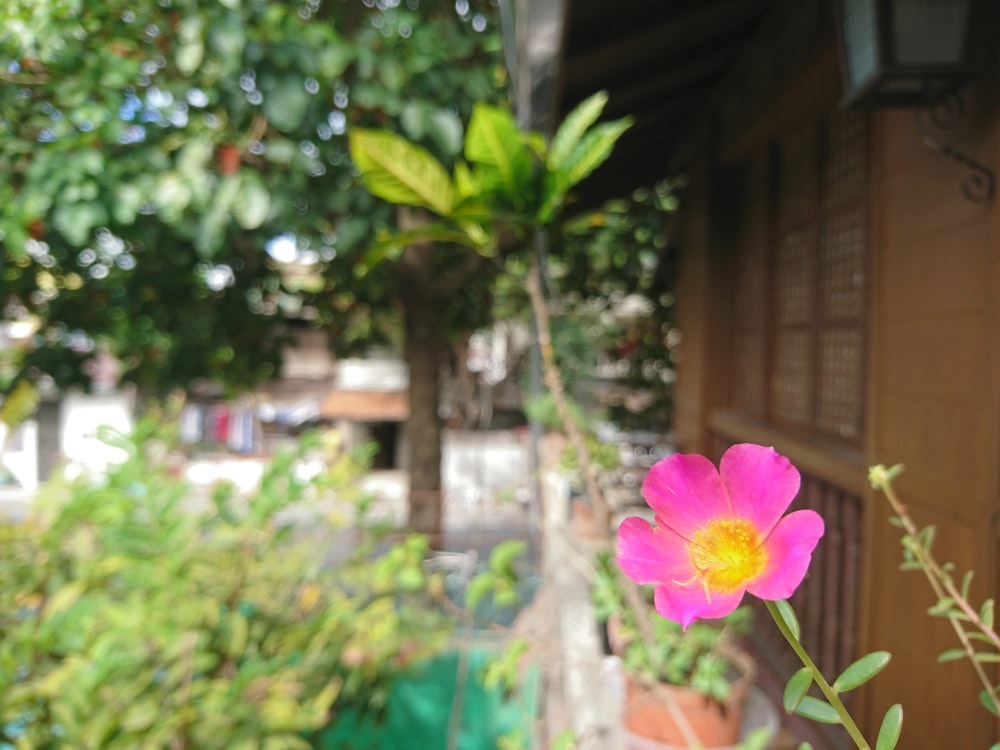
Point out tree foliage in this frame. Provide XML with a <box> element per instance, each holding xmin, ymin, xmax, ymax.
<box><xmin>0</xmin><ymin>0</ymin><xmax>506</xmax><ymax>393</ymax></box>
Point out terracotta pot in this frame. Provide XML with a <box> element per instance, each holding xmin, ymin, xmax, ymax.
<box><xmin>570</xmin><ymin>496</ymin><xmax>604</xmax><ymax>539</ymax></box>
<box><xmin>622</xmin><ymin>648</ymin><xmax>755</xmax><ymax>748</ymax></box>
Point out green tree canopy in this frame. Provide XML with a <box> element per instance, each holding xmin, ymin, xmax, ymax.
<box><xmin>0</xmin><ymin>0</ymin><xmax>506</xmax><ymax>393</ymax></box>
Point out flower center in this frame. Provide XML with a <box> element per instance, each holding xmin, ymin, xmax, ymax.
<box><xmin>689</xmin><ymin>519</ymin><xmax>767</xmax><ymax>594</ymax></box>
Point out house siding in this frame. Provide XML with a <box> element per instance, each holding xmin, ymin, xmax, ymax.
<box><xmin>675</xmin><ymin>71</ymin><xmax>1000</xmax><ymax>750</ymax></box>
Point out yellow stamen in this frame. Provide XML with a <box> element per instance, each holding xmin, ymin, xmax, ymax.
<box><xmin>688</xmin><ymin>519</ymin><xmax>767</xmax><ymax>594</ymax></box>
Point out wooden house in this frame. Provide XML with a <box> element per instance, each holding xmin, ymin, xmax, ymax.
<box><xmin>530</xmin><ymin>0</ymin><xmax>1000</xmax><ymax>747</ymax></box>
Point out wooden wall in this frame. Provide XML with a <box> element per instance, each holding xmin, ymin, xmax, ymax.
<box><xmin>864</xmin><ymin>88</ymin><xmax>1000</xmax><ymax>749</ymax></box>
<box><xmin>673</xmin><ymin>79</ymin><xmax>1000</xmax><ymax>750</ymax></box>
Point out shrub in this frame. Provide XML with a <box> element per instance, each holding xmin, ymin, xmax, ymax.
<box><xmin>0</xmin><ymin>414</ymin><xmax>450</xmax><ymax>749</ymax></box>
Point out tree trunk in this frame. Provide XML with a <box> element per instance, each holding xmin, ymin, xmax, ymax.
<box><xmin>404</xmin><ymin>298</ymin><xmax>446</xmax><ymax>542</ymax></box>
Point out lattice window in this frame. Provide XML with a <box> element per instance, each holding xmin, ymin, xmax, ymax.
<box><xmin>728</xmin><ymin>111</ymin><xmax>868</xmax><ymax>445</ymax></box>
<box><xmin>775</xmin><ymin>228</ymin><xmax>817</xmax><ymax>325</ymax></box>
<box><xmin>820</xmin><ymin>207</ymin><xmax>866</xmax><ymax>322</ymax></box>
<box><xmin>817</xmin><ymin>328</ymin><xmax>864</xmax><ymax>439</ymax></box>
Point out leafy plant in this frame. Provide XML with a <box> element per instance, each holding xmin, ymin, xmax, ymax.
<box><xmin>591</xmin><ymin>551</ymin><xmax>751</xmax><ymax>703</ymax></box>
<box><xmin>523</xmin><ymin>393</ymin><xmax>619</xmax><ymax>481</ymax></box>
<box><xmin>0</xmin><ymin>411</ymin><xmax>451</xmax><ymax>749</ymax></box>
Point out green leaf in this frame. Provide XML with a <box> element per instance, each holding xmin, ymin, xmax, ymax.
<box><xmin>427</xmin><ymin>108</ymin><xmax>464</xmax><ymax>157</ymax></box>
<box><xmin>207</xmin><ymin>12</ymin><xmax>246</xmax><ymax>76</ymax></box>
<box><xmin>176</xmin><ymin>16</ymin><xmax>205</xmax><ymax>77</ymax></box>
<box><xmin>961</xmin><ymin>570</ymin><xmax>975</xmax><ymax>598</ymax></box>
<box><xmin>937</xmin><ymin>648</ymin><xmax>968</xmax><ymax>663</ymax></box>
<box><xmin>875</xmin><ymin>704</ymin><xmax>903</xmax><ymax>750</ymax></box>
<box><xmin>262</xmin><ymin>80</ymin><xmax>311</xmax><ymax>133</ymax></box>
<box><xmin>465</xmin><ymin>573</ymin><xmax>493</xmax><ymax>611</ymax></box>
<box><xmin>550</xmin><ymin>729</ymin><xmax>577</xmax><ymax>750</ymax></box>
<box><xmin>915</xmin><ymin>524</ymin><xmax>936</xmax><ymax>552</ymax></box>
<box><xmin>981</xmin><ymin>598</ymin><xmax>994</xmax><ymax>629</ymax></box>
<box><xmin>539</xmin><ymin>117</ymin><xmax>633</xmax><ymax>222</ymax></box>
<box><xmin>489</xmin><ymin>540</ymin><xmax>526</xmax><ymax>575</ymax></box>
<box><xmin>464</xmin><ymin>103</ymin><xmax>531</xmax><ymax>201</ymax></box>
<box><xmin>972</xmin><ymin>652</ymin><xmax>1000</xmax><ymax>663</ymax></box>
<box><xmin>927</xmin><ymin>597</ymin><xmax>955</xmax><ymax>616</ymax></box>
<box><xmin>794</xmin><ymin>696</ymin><xmax>841</xmax><ymax>724</ymax></box>
<box><xmin>773</xmin><ymin>599</ymin><xmax>801</xmax><ymax>641</ymax></box>
<box><xmin>832</xmin><ymin>651</ymin><xmax>891</xmax><ymax>692</ymax></box>
<box><xmin>783</xmin><ymin>667</ymin><xmax>813</xmax><ymax>713</ymax></box>
<box><xmin>52</xmin><ymin>201</ymin><xmax>108</xmax><ymax>246</ymax></box>
<box><xmin>564</xmin><ymin>118</ymin><xmax>634</xmax><ymax>187</ymax></box>
<box><xmin>348</xmin><ymin>128</ymin><xmax>454</xmax><ymax>216</ymax></box>
<box><xmin>233</xmin><ymin>173</ymin><xmax>270</xmax><ymax>229</ymax></box>
<box><xmin>358</xmin><ymin>223</ymin><xmax>486</xmax><ymax>274</ymax></box>
<box><xmin>112</xmin><ymin>183</ymin><xmax>145</xmax><ymax>225</ymax></box>
<box><xmin>547</xmin><ymin>90</ymin><xmax>609</xmax><ymax>171</ymax></box>
<box><xmin>43</xmin><ymin>582</ymin><xmax>85</xmax><ymax>618</ymax></box>
<box><xmin>979</xmin><ymin>689</ymin><xmax>1000</xmax><ymax>717</ymax></box>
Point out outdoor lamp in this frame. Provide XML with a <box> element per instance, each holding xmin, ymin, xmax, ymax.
<box><xmin>835</xmin><ymin>0</ymin><xmax>978</xmax><ymax>108</ymax></box>
<box><xmin>835</xmin><ymin>0</ymin><xmax>993</xmax><ymax>202</ymax></box>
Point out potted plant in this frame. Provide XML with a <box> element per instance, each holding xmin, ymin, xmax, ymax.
<box><xmin>523</xmin><ymin>392</ymin><xmax>621</xmax><ymax>537</ymax></box>
<box><xmin>591</xmin><ymin>551</ymin><xmax>756</xmax><ymax>748</ymax></box>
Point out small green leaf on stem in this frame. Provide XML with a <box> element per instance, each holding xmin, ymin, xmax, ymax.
<box><xmin>464</xmin><ymin>573</ymin><xmax>493</xmax><ymax>611</ymax></box>
<box><xmin>928</xmin><ymin>597</ymin><xmax>955</xmax><ymax>616</ymax></box>
<box><xmin>774</xmin><ymin>599</ymin><xmax>801</xmax><ymax>641</ymax></box>
<box><xmin>972</xmin><ymin>652</ymin><xmax>1000</xmax><ymax>663</ymax></box>
<box><xmin>783</xmin><ymin>667</ymin><xmax>813</xmax><ymax>713</ymax></box>
<box><xmin>961</xmin><ymin>570</ymin><xmax>975</xmax><ymax>599</ymax></box>
<box><xmin>979</xmin><ymin>689</ymin><xmax>1000</xmax><ymax>717</ymax></box>
<box><xmin>875</xmin><ymin>704</ymin><xmax>903</xmax><ymax>750</ymax></box>
<box><xmin>937</xmin><ymin>648</ymin><xmax>967</xmax><ymax>663</ymax></box>
<box><xmin>795</xmin><ymin>696</ymin><xmax>841</xmax><ymax>724</ymax></box>
<box><xmin>832</xmin><ymin>651</ymin><xmax>891</xmax><ymax>693</ymax></box>
<box><xmin>489</xmin><ymin>539</ymin><xmax>526</xmax><ymax>576</ymax></box>
<box><xmin>980</xmin><ymin>598</ymin><xmax>994</xmax><ymax>629</ymax></box>
<box><xmin>916</xmin><ymin>525</ymin><xmax>936</xmax><ymax>552</ymax></box>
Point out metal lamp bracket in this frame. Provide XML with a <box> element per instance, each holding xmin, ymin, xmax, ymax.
<box><xmin>914</xmin><ymin>94</ymin><xmax>995</xmax><ymax>204</ymax></box>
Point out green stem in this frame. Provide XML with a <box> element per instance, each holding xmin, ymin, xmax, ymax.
<box><xmin>765</xmin><ymin>600</ymin><xmax>871</xmax><ymax>750</ymax></box>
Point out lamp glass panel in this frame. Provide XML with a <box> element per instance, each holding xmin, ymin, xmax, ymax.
<box><xmin>893</xmin><ymin>0</ymin><xmax>971</xmax><ymax>64</ymax></box>
<box><xmin>841</xmin><ymin>0</ymin><xmax>880</xmax><ymax>86</ymax></box>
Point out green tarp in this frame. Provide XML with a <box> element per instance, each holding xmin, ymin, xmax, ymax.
<box><xmin>314</xmin><ymin>647</ymin><xmax>539</xmax><ymax>750</ymax></box>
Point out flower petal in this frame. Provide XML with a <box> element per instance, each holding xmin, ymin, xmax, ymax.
<box><xmin>641</xmin><ymin>453</ymin><xmax>732</xmax><ymax>538</ymax></box>
<box><xmin>617</xmin><ymin>516</ymin><xmax>694</xmax><ymax>585</ymax></box>
<box><xmin>747</xmin><ymin>509</ymin><xmax>825</xmax><ymax>601</ymax></box>
<box><xmin>653</xmin><ymin>581</ymin><xmax>746</xmax><ymax>630</ymax></box>
<box><xmin>720</xmin><ymin>443</ymin><xmax>801</xmax><ymax>536</ymax></box>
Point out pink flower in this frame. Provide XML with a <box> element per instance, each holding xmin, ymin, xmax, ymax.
<box><xmin>617</xmin><ymin>443</ymin><xmax>824</xmax><ymax>629</ymax></box>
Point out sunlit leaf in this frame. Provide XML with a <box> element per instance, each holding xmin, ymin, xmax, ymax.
<box><xmin>349</xmin><ymin>128</ymin><xmax>454</xmax><ymax>216</ymax></box>
<box><xmin>465</xmin><ymin>103</ymin><xmax>531</xmax><ymax>202</ymax></box>
<box><xmin>547</xmin><ymin>90</ymin><xmax>608</xmax><ymax>171</ymax></box>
